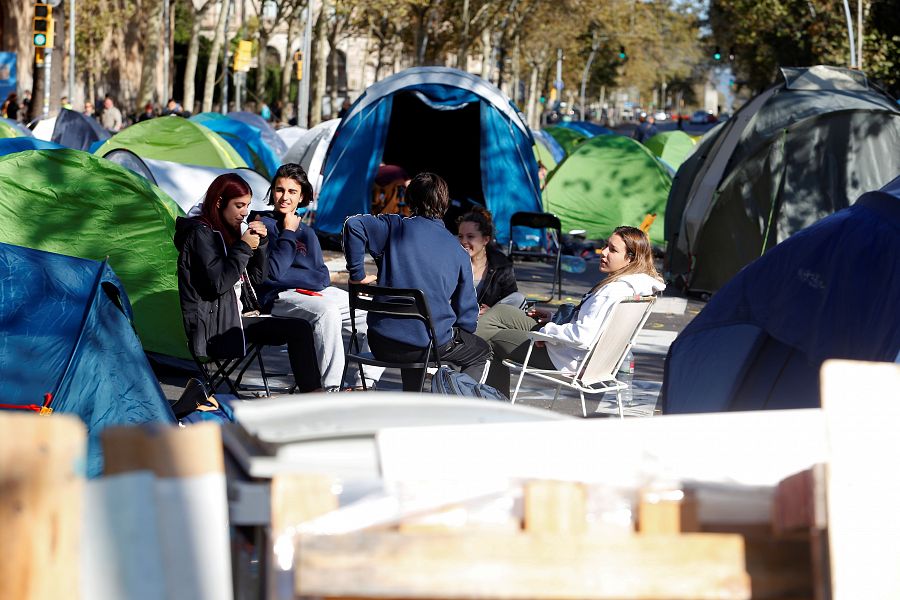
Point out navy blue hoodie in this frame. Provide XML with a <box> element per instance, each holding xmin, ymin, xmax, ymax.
<box><xmin>257</xmin><ymin>215</ymin><xmax>331</xmax><ymax>309</ymax></box>
<box><xmin>343</xmin><ymin>214</ymin><xmax>478</xmax><ymax>348</ymax></box>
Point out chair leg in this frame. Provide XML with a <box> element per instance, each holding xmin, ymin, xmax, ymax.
<box><xmin>510</xmin><ymin>343</ymin><xmax>535</xmax><ymax>405</ymax></box>
<box><xmin>256</xmin><ymin>349</ymin><xmax>271</xmax><ymax>397</ymax></box>
<box><xmin>579</xmin><ymin>390</ymin><xmax>587</xmax><ymax>418</ymax></box>
<box><xmin>616</xmin><ymin>388</ymin><xmax>625</xmax><ymax>419</ymax></box>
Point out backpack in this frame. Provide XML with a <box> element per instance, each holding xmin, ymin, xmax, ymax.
<box><xmin>431</xmin><ymin>366</ymin><xmax>508</xmax><ymax>401</ymax></box>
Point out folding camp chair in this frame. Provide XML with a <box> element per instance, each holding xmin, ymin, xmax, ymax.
<box><xmin>507</xmin><ymin>211</ymin><xmax>563</xmax><ymax>302</ymax></box>
<box><xmin>189</xmin><ymin>343</ymin><xmax>274</xmax><ymax>398</ymax></box>
<box><xmin>342</xmin><ymin>283</ymin><xmax>442</xmax><ymax>392</ymax></box>
<box><xmin>503</xmin><ymin>296</ymin><xmax>656</xmax><ymax>417</ymax></box>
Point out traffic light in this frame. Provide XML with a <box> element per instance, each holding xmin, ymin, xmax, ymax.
<box><xmin>728</xmin><ymin>47</ymin><xmax>735</xmax><ymax>61</ymax></box>
<box><xmin>618</xmin><ymin>46</ymin><xmax>627</xmax><ymax>61</ymax></box>
<box><xmin>539</xmin><ymin>94</ymin><xmax>546</xmax><ymax>104</ymax></box>
<box><xmin>33</xmin><ymin>3</ymin><xmax>54</xmax><ymax>48</ymax></box>
<box><xmin>294</xmin><ymin>51</ymin><xmax>303</xmax><ymax>80</ymax></box>
<box><xmin>713</xmin><ymin>46</ymin><xmax>722</xmax><ymax>61</ymax></box>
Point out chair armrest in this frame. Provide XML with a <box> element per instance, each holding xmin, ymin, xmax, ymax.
<box><xmin>526</xmin><ymin>331</ymin><xmax>589</xmax><ymax>350</ymax></box>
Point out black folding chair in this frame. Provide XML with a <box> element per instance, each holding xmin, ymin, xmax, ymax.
<box><xmin>189</xmin><ymin>343</ymin><xmax>273</xmax><ymax>398</ymax></box>
<box><xmin>342</xmin><ymin>283</ymin><xmax>442</xmax><ymax>392</ymax></box>
<box><xmin>507</xmin><ymin>211</ymin><xmax>563</xmax><ymax>302</ymax></box>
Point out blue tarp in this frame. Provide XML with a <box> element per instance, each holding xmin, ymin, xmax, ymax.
<box><xmin>0</xmin><ymin>137</ymin><xmax>64</xmax><ymax>156</ymax></box>
<box><xmin>0</xmin><ymin>243</ymin><xmax>175</xmax><ymax>476</ymax></box>
<box><xmin>1</xmin><ymin>117</ymin><xmax>33</xmax><ymax>137</ymax></box>
<box><xmin>314</xmin><ymin>67</ymin><xmax>542</xmax><ymax>244</ymax></box>
<box><xmin>190</xmin><ymin>112</ymin><xmax>280</xmax><ymax>178</ymax></box>
<box><xmin>558</xmin><ymin>121</ymin><xmax>614</xmax><ymax>137</ymax></box>
<box><xmin>662</xmin><ymin>175</ymin><xmax>900</xmax><ymax>413</ymax></box>
<box><xmin>531</xmin><ymin>129</ymin><xmax>565</xmax><ymax>164</ymax></box>
<box><xmin>53</xmin><ymin>108</ymin><xmax>110</xmax><ymax>151</ymax></box>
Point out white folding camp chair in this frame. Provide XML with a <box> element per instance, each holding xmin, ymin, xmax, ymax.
<box><xmin>503</xmin><ymin>296</ymin><xmax>656</xmax><ymax>418</ymax></box>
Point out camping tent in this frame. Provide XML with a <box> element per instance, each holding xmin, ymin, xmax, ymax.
<box><xmin>0</xmin><ymin>242</ymin><xmax>175</xmax><ymax>477</ymax></box>
<box><xmin>558</xmin><ymin>121</ymin><xmax>614</xmax><ymax>137</ymax></box>
<box><xmin>282</xmin><ymin>118</ymin><xmax>340</xmax><ymax>199</ymax></box>
<box><xmin>0</xmin><ymin>138</ymin><xmax>63</xmax><ymax>156</ymax></box>
<box><xmin>662</xmin><ymin>175</ymin><xmax>900</xmax><ymax>414</ymax></box>
<box><xmin>94</xmin><ymin>116</ymin><xmax>247</xmax><ymax>169</ymax></box>
<box><xmin>531</xmin><ymin>129</ymin><xmax>564</xmax><ymax>171</ymax></box>
<box><xmin>0</xmin><ymin>148</ymin><xmax>187</xmax><ymax>359</ymax></box>
<box><xmin>228</xmin><ymin>110</ymin><xmax>289</xmax><ymax>157</ymax></box>
<box><xmin>104</xmin><ymin>149</ymin><xmax>273</xmax><ymax>214</ymax></box>
<box><xmin>644</xmin><ymin>130</ymin><xmax>696</xmax><ymax>170</ymax></box>
<box><xmin>276</xmin><ymin>125</ymin><xmax>306</xmax><ymax>149</ymax></box>
<box><xmin>31</xmin><ymin>108</ymin><xmax>110</xmax><ymax>151</ymax></box>
<box><xmin>0</xmin><ymin>118</ymin><xmax>31</xmax><ymax>138</ymax></box>
<box><xmin>191</xmin><ymin>112</ymin><xmax>280</xmax><ymax>178</ymax></box>
<box><xmin>314</xmin><ymin>67</ymin><xmax>541</xmax><ymax>243</ymax></box>
<box><xmin>542</xmin><ymin>135</ymin><xmax>672</xmax><ymax>244</ymax></box>
<box><xmin>543</xmin><ymin>125</ymin><xmax>588</xmax><ymax>155</ymax></box>
<box><xmin>666</xmin><ymin>66</ymin><xmax>900</xmax><ymax>294</ymax></box>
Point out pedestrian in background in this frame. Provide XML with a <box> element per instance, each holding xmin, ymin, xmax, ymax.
<box><xmin>137</xmin><ymin>102</ymin><xmax>155</xmax><ymax>122</ymax></box>
<box><xmin>100</xmin><ymin>96</ymin><xmax>123</xmax><ymax>132</ymax></box>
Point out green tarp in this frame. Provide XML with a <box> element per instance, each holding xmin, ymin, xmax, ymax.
<box><xmin>0</xmin><ymin>149</ymin><xmax>188</xmax><ymax>358</ymax></box>
<box><xmin>94</xmin><ymin>116</ymin><xmax>247</xmax><ymax>169</ymax></box>
<box><xmin>542</xmin><ymin>135</ymin><xmax>672</xmax><ymax>245</ymax></box>
<box><xmin>0</xmin><ymin>120</ymin><xmax>22</xmax><ymax>138</ymax></box>
<box><xmin>544</xmin><ymin>126</ymin><xmax>587</xmax><ymax>155</ymax></box>
<box><xmin>532</xmin><ymin>140</ymin><xmax>558</xmax><ymax>171</ymax></box>
<box><xmin>644</xmin><ymin>131</ymin><xmax>696</xmax><ymax>170</ymax></box>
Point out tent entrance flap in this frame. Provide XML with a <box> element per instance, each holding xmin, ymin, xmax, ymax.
<box><xmin>381</xmin><ymin>91</ymin><xmax>484</xmax><ymax>211</ymax></box>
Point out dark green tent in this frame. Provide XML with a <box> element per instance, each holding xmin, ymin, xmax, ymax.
<box><xmin>542</xmin><ymin>135</ymin><xmax>672</xmax><ymax>245</ymax></box>
<box><xmin>544</xmin><ymin>126</ymin><xmax>588</xmax><ymax>155</ymax></box>
<box><xmin>0</xmin><ymin>148</ymin><xmax>188</xmax><ymax>358</ymax></box>
<box><xmin>666</xmin><ymin>66</ymin><xmax>900</xmax><ymax>294</ymax></box>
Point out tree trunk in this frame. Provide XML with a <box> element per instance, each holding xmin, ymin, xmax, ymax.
<box><xmin>480</xmin><ymin>28</ymin><xmax>492</xmax><ymax>80</ymax></box>
<box><xmin>526</xmin><ymin>62</ymin><xmax>539</xmax><ymax>129</ymax></box>
<box><xmin>279</xmin><ymin>17</ymin><xmax>296</xmax><ymax>111</ymax></box>
<box><xmin>456</xmin><ymin>0</ymin><xmax>470</xmax><ymax>70</ymax></box>
<box><xmin>511</xmin><ymin>34</ymin><xmax>521</xmax><ymax>105</ymax></box>
<box><xmin>202</xmin><ymin>0</ymin><xmax>231</xmax><ymax>113</ymax></box>
<box><xmin>138</xmin><ymin>0</ymin><xmax>164</xmax><ymax>107</ymax></box>
<box><xmin>182</xmin><ymin>4</ymin><xmax>206</xmax><ymax>113</ymax></box>
<box><xmin>327</xmin><ymin>31</ymin><xmax>340</xmax><ymax>118</ymax></box>
<box><xmin>309</xmin><ymin>0</ymin><xmax>328</xmax><ymax>125</ymax></box>
<box><xmin>255</xmin><ymin>28</ymin><xmax>269</xmax><ymax>103</ymax></box>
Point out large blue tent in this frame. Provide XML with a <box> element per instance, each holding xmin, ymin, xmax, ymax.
<box><xmin>190</xmin><ymin>112</ymin><xmax>280</xmax><ymax>178</ymax></box>
<box><xmin>227</xmin><ymin>110</ymin><xmax>289</xmax><ymax>157</ymax></box>
<box><xmin>557</xmin><ymin>121</ymin><xmax>614</xmax><ymax>137</ymax></box>
<box><xmin>314</xmin><ymin>67</ymin><xmax>542</xmax><ymax>243</ymax></box>
<box><xmin>0</xmin><ymin>137</ymin><xmax>64</xmax><ymax>156</ymax></box>
<box><xmin>661</xmin><ymin>175</ymin><xmax>900</xmax><ymax>414</ymax></box>
<box><xmin>0</xmin><ymin>243</ymin><xmax>175</xmax><ymax>476</ymax></box>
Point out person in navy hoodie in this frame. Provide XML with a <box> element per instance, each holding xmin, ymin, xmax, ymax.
<box><xmin>343</xmin><ymin>172</ymin><xmax>492</xmax><ymax>391</ymax></box>
<box><xmin>256</xmin><ymin>163</ymin><xmax>383</xmax><ymax>390</ymax></box>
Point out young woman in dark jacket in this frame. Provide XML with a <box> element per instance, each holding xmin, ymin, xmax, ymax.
<box><xmin>457</xmin><ymin>206</ymin><xmax>526</xmax><ymax>316</ymax></box>
<box><xmin>174</xmin><ymin>173</ymin><xmax>321</xmax><ymax>392</ymax></box>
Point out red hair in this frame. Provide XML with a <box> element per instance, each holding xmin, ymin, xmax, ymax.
<box><xmin>200</xmin><ymin>173</ymin><xmax>251</xmax><ymax>246</ymax></box>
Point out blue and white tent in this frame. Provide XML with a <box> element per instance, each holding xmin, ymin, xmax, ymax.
<box><xmin>0</xmin><ymin>137</ymin><xmax>64</xmax><ymax>156</ymax></box>
<box><xmin>662</xmin><ymin>175</ymin><xmax>900</xmax><ymax>413</ymax></box>
<box><xmin>314</xmin><ymin>67</ymin><xmax>542</xmax><ymax>243</ymax></box>
<box><xmin>0</xmin><ymin>243</ymin><xmax>175</xmax><ymax>476</ymax></box>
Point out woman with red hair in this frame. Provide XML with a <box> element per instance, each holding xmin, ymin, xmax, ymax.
<box><xmin>175</xmin><ymin>173</ymin><xmax>320</xmax><ymax>392</ymax></box>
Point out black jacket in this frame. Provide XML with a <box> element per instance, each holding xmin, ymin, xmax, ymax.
<box><xmin>174</xmin><ymin>217</ymin><xmax>268</xmax><ymax>359</ymax></box>
<box><xmin>477</xmin><ymin>245</ymin><xmax>518</xmax><ymax>307</ymax></box>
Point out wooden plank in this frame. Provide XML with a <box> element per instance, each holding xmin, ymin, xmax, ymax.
<box><xmin>294</xmin><ymin>531</ymin><xmax>751</xmax><ymax>599</ymax></box>
<box><xmin>772</xmin><ymin>464</ymin><xmax>827</xmax><ymax>535</ymax></box>
<box><xmin>639</xmin><ymin>489</ymin><xmax>699</xmax><ymax>534</ymax></box>
<box><xmin>102</xmin><ymin>422</ymin><xmax>224</xmax><ymax>477</ymax></box>
<box><xmin>0</xmin><ymin>413</ymin><xmax>86</xmax><ymax>600</ymax></box>
<box><xmin>821</xmin><ymin>359</ymin><xmax>900</xmax><ymax>600</ymax></box>
<box><xmin>523</xmin><ymin>480</ymin><xmax>587</xmax><ymax>533</ymax></box>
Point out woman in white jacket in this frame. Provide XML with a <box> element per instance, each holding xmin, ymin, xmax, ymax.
<box><xmin>483</xmin><ymin>226</ymin><xmax>665</xmax><ymax>397</ymax></box>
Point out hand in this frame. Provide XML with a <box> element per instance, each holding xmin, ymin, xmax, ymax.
<box><xmin>534</xmin><ymin>341</ymin><xmax>546</xmax><ymax>348</ymax></box>
<box><xmin>350</xmin><ymin>274</ymin><xmax>377</xmax><ymax>285</ymax></box>
<box><xmin>241</xmin><ymin>228</ymin><xmax>260</xmax><ymax>250</ymax></box>
<box><xmin>479</xmin><ymin>304</ymin><xmax>490</xmax><ymax>316</ymax></box>
<box><xmin>282</xmin><ymin>211</ymin><xmax>300</xmax><ymax>232</ymax></box>
<box><xmin>527</xmin><ymin>307</ymin><xmax>551</xmax><ymax>324</ymax></box>
<box><xmin>247</xmin><ymin>220</ymin><xmax>267</xmax><ymax>238</ymax></box>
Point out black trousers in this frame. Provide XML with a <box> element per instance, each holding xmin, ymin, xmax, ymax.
<box><xmin>243</xmin><ymin>315</ymin><xmax>321</xmax><ymax>392</ymax></box>
<box><xmin>368</xmin><ymin>328</ymin><xmax>492</xmax><ymax>392</ymax></box>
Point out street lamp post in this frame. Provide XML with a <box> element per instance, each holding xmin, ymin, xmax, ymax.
<box><xmin>579</xmin><ymin>31</ymin><xmax>600</xmax><ymax>121</ymax></box>
<box><xmin>68</xmin><ymin>0</ymin><xmax>74</xmax><ymax>101</ymax></box>
<box><xmin>298</xmin><ymin>0</ymin><xmax>313</xmax><ymax>128</ymax></box>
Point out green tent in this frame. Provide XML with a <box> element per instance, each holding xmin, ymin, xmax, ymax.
<box><xmin>542</xmin><ymin>135</ymin><xmax>672</xmax><ymax>245</ymax></box>
<box><xmin>94</xmin><ymin>116</ymin><xmax>247</xmax><ymax>169</ymax></box>
<box><xmin>643</xmin><ymin>131</ymin><xmax>696</xmax><ymax>170</ymax></box>
<box><xmin>0</xmin><ymin>148</ymin><xmax>188</xmax><ymax>358</ymax></box>
<box><xmin>544</xmin><ymin>126</ymin><xmax>587</xmax><ymax>155</ymax></box>
<box><xmin>532</xmin><ymin>140</ymin><xmax>558</xmax><ymax>171</ymax></box>
<box><xmin>0</xmin><ymin>120</ymin><xmax>23</xmax><ymax>138</ymax></box>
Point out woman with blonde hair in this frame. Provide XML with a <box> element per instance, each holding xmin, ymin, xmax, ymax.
<box><xmin>483</xmin><ymin>226</ymin><xmax>664</xmax><ymax>397</ymax></box>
